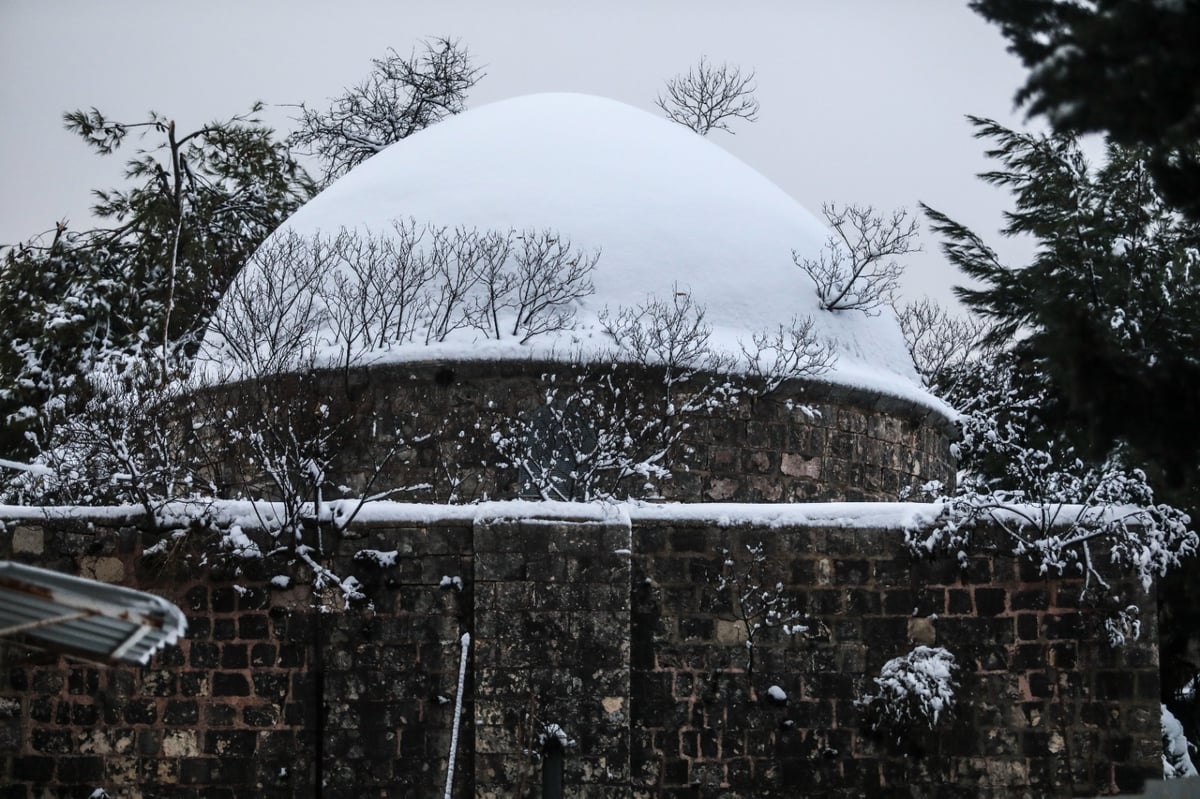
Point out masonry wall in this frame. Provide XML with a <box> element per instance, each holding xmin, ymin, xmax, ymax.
<box><xmin>630</xmin><ymin>521</ymin><xmax>1161</xmax><ymax>798</ymax></box>
<box><xmin>191</xmin><ymin>360</ymin><xmax>955</xmax><ymax>505</ymax></box>
<box><xmin>1</xmin><ymin>508</ymin><xmax>1159</xmax><ymax>798</ymax></box>
<box><xmin>1</xmin><ymin>514</ymin><xmax>475</xmax><ymax>799</ymax></box>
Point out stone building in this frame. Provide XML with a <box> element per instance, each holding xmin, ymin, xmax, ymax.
<box><xmin>0</xmin><ymin>95</ymin><xmax>1161</xmax><ymax>797</ymax></box>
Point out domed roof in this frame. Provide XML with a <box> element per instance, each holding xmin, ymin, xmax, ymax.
<box><xmin>201</xmin><ymin>93</ymin><xmax>944</xmax><ymax>412</ymax></box>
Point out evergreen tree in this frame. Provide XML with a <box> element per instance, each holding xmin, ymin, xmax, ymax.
<box><xmin>924</xmin><ymin>119</ymin><xmax>1200</xmax><ymax>503</ymax></box>
<box><xmin>970</xmin><ymin>0</ymin><xmax>1200</xmax><ymax>218</ymax></box>
<box><xmin>923</xmin><ymin>118</ymin><xmax>1200</xmax><ymax>744</ymax></box>
<box><xmin>0</xmin><ymin>105</ymin><xmax>314</xmax><ymax>456</ymax></box>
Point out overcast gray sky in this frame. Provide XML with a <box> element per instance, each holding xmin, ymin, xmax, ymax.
<box><xmin>0</xmin><ymin>0</ymin><xmax>1036</xmax><ymax>305</ymax></box>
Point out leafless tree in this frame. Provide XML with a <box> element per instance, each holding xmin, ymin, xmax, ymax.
<box><xmin>894</xmin><ymin>297</ymin><xmax>998</xmax><ymax>394</ymax></box>
<box><xmin>373</xmin><ymin>220</ymin><xmax>434</xmax><ymax>346</ymax></box>
<box><xmin>469</xmin><ymin>230</ymin><xmax>517</xmax><ymax>340</ymax></box>
<box><xmin>739</xmin><ymin>316</ymin><xmax>838</xmax><ymax>394</ymax></box>
<box><xmin>601</xmin><ymin>287</ymin><xmax>730</xmax><ymax>381</ymax></box>
<box><xmin>204</xmin><ymin>230</ymin><xmax>331</xmax><ymax>379</ymax></box>
<box><xmin>796</xmin><ymin>204</ymin><xmax>920</xmax><ymax>314</ymax></box>
<box><xmin>656</xmin><ymin>57</ymin><xmax>760</xmax><ymax>135</ymax></box>
<box><xmin>204</xmin><ymin>222</ymin><xmax>599</xmax><ymax>364</ymax></box>
<box><xmin>425</xmin><ymin>226</ymin><xmax>491</xmax><ymax>344</ymax></box>
<box><xmin>510</xmin><ymin>231</ymin><xmax>598</xmax><ymax>342</ymax></box>
<box><xmin>290</xmin><ymin>37</ymin><xmax>484</xmax><ymax>184</ymax></box>
<box><xmin>8</xmin><ymin>360</ymin><xmax>210</xmax><ymax>521</ymax></box>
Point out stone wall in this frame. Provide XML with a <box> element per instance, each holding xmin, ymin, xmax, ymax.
<box><xmin>191</xmin><ymin>360</ymin><xmax>955</xmax><ymax>505</ymax></box>
<box><xmin>1</xmin><ymin>504</ymin><xmax>1159</xmax><ymax>798</ymax></box>
<box><xmin>630</xmin><ymin>520</ymin><xmax>1161</xmax><ymax>798</ymax></box>
<box><xmin>1</xmin><ymin>512</ymin><xmax>474</xmax><ymax>799</ymax></box>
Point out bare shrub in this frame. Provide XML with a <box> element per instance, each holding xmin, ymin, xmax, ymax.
<box><xmin>739</xmin><ymin>316</ymin><xmax>838</xmax><ymax>394</ymax></box>
<box><xmin>510</xmin><ymin>231</ymin><xmax>597</xmax><ymax>342</ymax></box>
<box><xmin>205</xmin><ymin>230</ymin><xmax>331</xmax><ymax>378</ymax></box>
<box><xmin>797</xmin><ymin>204</ymin><xmax>919</xmax><ymax>314</ymax></box>
<box><xmin>895</xmin><ymin>297</ymin><xmax>998</xmax><ymax>394</ymax></box>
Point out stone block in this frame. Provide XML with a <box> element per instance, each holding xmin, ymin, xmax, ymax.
<box><xmin>78</xmin><ymin>555</ymin><xmax>125</xmax><ymax>583</ymax></box>
<box><xmin>11</xmin><ymin>524</ymin><xmax>44</xmax><ymax>554</ymax></box>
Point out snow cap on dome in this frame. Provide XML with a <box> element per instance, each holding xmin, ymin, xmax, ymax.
<box><xmin>200</xmin><ymin>92</ymin><xmax>943</xmax><ymax>412</ymax></box>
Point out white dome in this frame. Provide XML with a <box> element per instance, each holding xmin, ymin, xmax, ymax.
<box><xmin>202</xmin><ymin>93</ymin><xmax>943</xmax><ymax>411</ymax></box>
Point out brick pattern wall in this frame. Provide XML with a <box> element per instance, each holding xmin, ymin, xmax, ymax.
<box><xmin>1</xmin><ymin>516</ymin><xmax>474</xmax><ymax>799</ymax></box>
<box><xmin>0</xmin><ymin>509</ymin><xmax>1160</xmax><ymax>798</ymax></box>
<box><xmin>472</xmin><ymin>515</ymin><xmax>631</xmax><ymax>798</ymax></box>
<box><xmin>630</xmin><ymin>522</ymin><xmax>1160</xmax><ymax>798</ymax></box>
<box><xmin>193</xmin><ymin>360</ymin><xmax>955</xmax><ymax>506</ymax></box>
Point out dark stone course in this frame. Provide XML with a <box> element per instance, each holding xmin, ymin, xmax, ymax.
<box><xmin>0</xmin><ymin>498</ymin><xmax>1159</xmax><ymax>798</ymax></box>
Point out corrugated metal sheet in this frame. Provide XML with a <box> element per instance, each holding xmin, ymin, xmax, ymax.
<box><xmin>0</xmin><ymin>561</ymin><xmax>187</xmax><ymax>665</ymax></box>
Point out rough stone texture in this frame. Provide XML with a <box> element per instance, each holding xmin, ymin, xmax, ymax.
<box><xmin>1</xmin><ymin>514</ymin><xmax>474</xmax><ymax>799</ymax></box>
<box><xmin>473</xmin><ymin>513</ymin><xmax>631</xmax><ymax>797</ymax></box>
<box><xmin>629</xmin><ymin>522</ymin><xmax>1160</xmax><ymax>798</ymax></box>
<box><xmin>190</xmin><ymin>360</ymin><xmax>956</xmax><ymax>506</ymax></box>
<box><xmin>0</xmin><ymin>510</ymin><xmax>1159</xmax><ymax>798</ymax></box>
<box><xmin>10</xmin><ymin>526</ymin><xmax>44</xmax><ymax>556</ymax></box>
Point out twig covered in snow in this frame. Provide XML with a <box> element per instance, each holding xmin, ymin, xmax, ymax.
<box><xmin>905</xmin><ymin>355</ymin><xmax>1197</xmax><ymax>643</ymax></box>
<box><xmin>710</xmin><ymin>542</ymin><xmax>817</xmax><ymax>679</ymax></box>
<box><xmin>443</xmin><ymin>632</ymin><xmax>471</xmax><ymax>799</ymax></box>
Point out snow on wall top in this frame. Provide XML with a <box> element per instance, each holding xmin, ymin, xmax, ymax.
<box><xmin>201</xmin><ymin>93</ymin><xmax>947</xmax><ymax>415</ymax></box>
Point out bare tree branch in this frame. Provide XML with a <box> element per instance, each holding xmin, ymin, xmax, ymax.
<box><xmin>796</xmin><ymin>203</ymin><xmax>919</xmax><ymax>314</ymax></box>
<box><xmin>894</xmin><ymin>297</ymin><xmax>999</xmax><ymax>394</ymax></box>
<box><xmin>290</xmin><ymin>37</ymin><xmax>484</xmax><ymax>184</ymax></box>
<box><xmin>656</xmin><ymin>57</ymin><xmax>759</xmax><ymax>135</ymax></box>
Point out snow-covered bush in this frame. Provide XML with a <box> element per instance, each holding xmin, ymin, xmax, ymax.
<box><xmin>499</xmin><ymin>289</ymin><xmax>838</xmax><ymax>502</ymax></box>
<box><xmin>3</xmin><ymin>355</ymin><xmax>211</xmax><ymax>518</ymax></box>
<box><xmin>494</xmin><ymin>365</ymin><xmax>716</xmax><ymax>501</ymax></box>
<box><xmin>538</xmin><ymin>722</ymin><xmax>577</xmax><ymax>752</ymax></box>
<box><xmin>1163</xmin><ymin>704</ymin><xmax>1198</xmax><ymax>778</ymax></box>
<box><xmin>857</xmin><ymin>646</ymin><xmax>958</xmax><ymax>741</ymax></box>
<box><xmin>496</xmin><ymin>291</ymin><xmax>740</xmax><ymax>501</ymax></box>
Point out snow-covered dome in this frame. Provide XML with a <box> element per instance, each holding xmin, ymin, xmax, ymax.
<box><xmin>202</xmin><ymin>93</ymin><xmax>942</xmax><ymax>411</ymax></box>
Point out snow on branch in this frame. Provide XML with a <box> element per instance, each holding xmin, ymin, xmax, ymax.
<box><xmin>909</xmin><ymin>468</ymin><xmax>1196</xmax><ymax>601</ymax></box>
<box><xmin>494</xmin><ymin>289</ymin><xmax>752</xmax><ymax>501</ymax></box>
<box><xmin>797</xmin><ymin>203</ymin><xmax>919</xmax><ymax>314</ymax></box>
<box><xmin>1163</xmin><ymin>703</ymin><xmax>1198</xmax><ymax>778</ymax></box>
<box><xmin>856</xmin><ymin>646</ymin><xmax>958</xmax><ymax>741</ymax></box>
<box><xmin>710</xmin><ymin>541</ymin><xmax>822</xmax><ymax>680</ymax></box>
